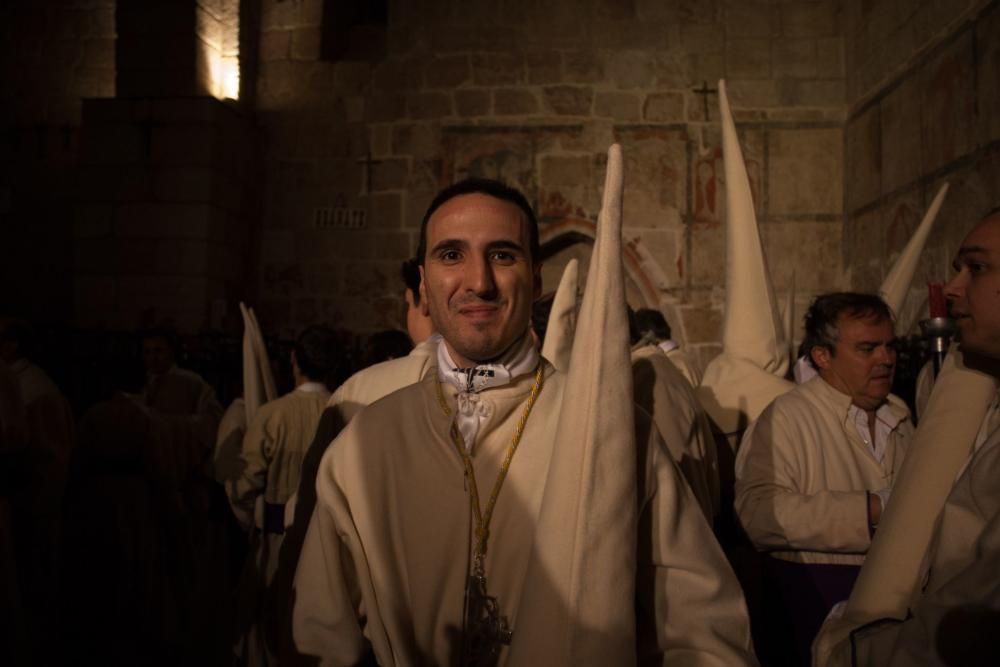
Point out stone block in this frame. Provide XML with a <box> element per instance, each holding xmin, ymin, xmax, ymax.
<box><xmin>152</xmin><ymin>97</ymin><xmax>227</xmax><ymax>123</ymax></box>
<box><xmin>371</xmin><ymin>231</ymin><xmax>412</xmax><ymax>260</ymax></box>
<box><xmin>79</xmin><ymin>123</ymin><xmax>143</xmax><ymax>163</ymax></box>
<box><xmin>260</xmin><ymin>29</ymin><xmax>290</xmax><ymax>61</ymax></box>
<box><xmin>780</xmin><ymin>1</ymin><xmax>841</xmax><ymax>38</ymax></box>
<box><xmin>845</xmin><ymin>104</ymin><xmax>881</xmax><ymax>212</ymax></box>
<box><xmin>74</xmin><ymin>204</ymin><xmax>114</xmax><ymax>239</ymax></box>
<box><xmin>455</xmin><ymin>90</ymin><xmax>491</xmax><ymax>117</ymax></box>
<box><xmin>643</xmin><ymin>92</ymin><xmax>685</xmax><ymax>123</ymax></box>
<box><xmin>768</xmin><ymin>128</ymin><xmax>843</xmax><ymax>216</ymax></box>
<box><xmin>540</xmin><ymin>155</ymin><xmax>592</xmax><ymax>187</ymax></box>
<box><xmin>880</xmin><ymin>74</ymin><xmax>922</xmax><ymax>194</ymax></box>
<box><xmin>563</xmin><ymin>50</ymin><xmax>605</xmax><ymax>83</ymax></box>
<box><xmin>724</xmin><ymin>79</ymin><xmax>780</xmax><ymax>108</ymax></box>
<box><xmin>156</xmin><ymin>239</ymin><xmax>210</xmax><ymax>276</ymax></box>
<box><xmin>156</xmin><ymin>167</ymin><xmax>218</xmax><ymax>203</ymax></box>
<box><xmin>472</xmin><ymin>53</ymin><xmax>523</xmax><ymax>85</ymax></box>
<box><xmin>679</xmin><ymin>304</ymin><xmax>723</xmax><ymax>344</ymax></box>
<box><xmin>368</xmin><ymin>192</ymin><xmax>403</xmax><ymax>229</ymax></box>
<box><xmin>291</xmin><ymin>27</ymin><xmax>321</xmax><ymax>60</ymax></box>
<box><xmin>772</xmin><ymin>38</ymin><xmax>817</xmax><ymax>78</ymax></box>
<box><xmin>391</xmin><ymin>123</ymin><xmax>441</xmax><ymax>160</ymax></box>
<box><xmin>494</xmin><ymin>88</ymin><xmax>539</xmax><ymax>116</ymax></box>
<box><xmin>525</xmin><ymin>51</ymin><xmax>562</xmax><ymax>85</ymax></box>
<box><xmin>366</xmin><ymin>94</ymin><xmax>407</xmax><ymax>122</ymax></box>
<box><xmin>303</xmin><ymin>261</ymin><xmax>341</xmax><ymax>294</ymax></box>
<box><xmin>778</xmin><ymin>78</ymin><xmax>846</xmax><ymax>106</ymax></box>
<box><xmin>683</xmin><ymin>52</ymin><xmax>725</xmax><ymax>89</ymax></box>
<box><xmin>606</xmin><ymin>51</ymin><xmax>655</xmax><ymax>89</ymax></box>
<box><xmin>372</xmin><ymin>60</ymin><xmax>422</xmax><ymax>93</ymax></box>
<box><xmin>407</xmin><ymin>92</ymin><xmax>452</xmax><ymax>119</ymax></box>
<box><xmin>260</xmin><ymin>229</ymin><xmax>295</xmax><ymax>263</ymax></box>
<box><xmin>594</xmin><ymin>92</ymin><xmax>640</xmax><ymax>121</ymax></box>
<box><xmin>726</xmin><ymin>38</ymin><xmax>771</xmax><ymax>79</ymax></box>
<box><xmin>977</xmin><ymin>5</ymin><xmax>1000</xmax><ymax>144</ymax></box>
<box><xmin>724</xmin><ymin>3</ymin><xmax>778</xmax><ymax>38</ymax></box>
<box><xmin>150</xmin><ymin>125</ymin><xmax>217</xmax><ymax>166</ymax></box>
<box><xmin>424</xmin><ymin>55</ymin><xmax>470</xmax><ymax>88</ymax></box>
<box><xmin>77</xmin><ymin>165</ymin><xmax>155</xmax><ymax>202</ymax></box>
<box><xmin>261</xmin><ymin>0</ymin><xmax>299</xmax><ymax>30</ymax></box>
<box><xmin>615</xmin><ymin>127</ymin><xmax>688</xmax><ymax>218</ymax></box>
<box><xmin>680</xmin><ymin>24</ymin><xmax>724</xmax><ymax>55</ymax></box>
<box><xmin>543</xmin><ymin>85</ymin><xmax>594</xmax><ymax>115</ymax></box>
<box><xmin>370</xmin><ymin>158</ymin><xmax>409</xmax><ymax>192</ymax></box>
<box><xmin>919</xmin><ymin>32</ymin><xmax>976</xmax><ymax>176</ymax></box>
<box><xmin>816</xmin><ymin>37</ymin><xmax>845</xmax><ymax>78</ymax></box>
<box><xmin>341</xmin><ymin>260</ymin><xmax>397</xmax><ymax>298</ymax></box>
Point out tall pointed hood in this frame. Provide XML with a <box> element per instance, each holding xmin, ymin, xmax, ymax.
<box><xmin>540</xmin><ymin>259</ymin><xmax>579</xmax><ymax>373</ymax></box>
<box><xmin>718</xmin><ymin>79</ymin><xmax>787</xmax><ymax>376</ymax></box>
<box><xmin>814</xmin><ymin>346</ymin><xmax>998</xmax><ymax>665</ymax></box>
<box><xmin>509</xmin><ymin>144</ymin><xmax>637</xmax><ymax>664</ymax></box>
<box><xmin>879</xmin><ymin>183</ymin><xmax>950</xmax><ymax>316</ymax></box>
<box><xmin>697</xmin><ymin>80</ymin><xmax>793</xmax><ymax>435</ymax></box>
<box><xmin>240</xmin><ymin>302</ymin><xmax>277</xmax><ymax>423</ymax></box>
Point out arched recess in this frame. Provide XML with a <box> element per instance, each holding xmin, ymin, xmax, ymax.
<box><xmin>538</xmin><ymin>218</ymin><xmax>667</xmax><ymax>310</ymax></box>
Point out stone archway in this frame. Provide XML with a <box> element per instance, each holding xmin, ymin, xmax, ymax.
<box><xmin>538</xmin><ymin>218</ymin><xmax>668</xmax><ymax>310</ymax></box>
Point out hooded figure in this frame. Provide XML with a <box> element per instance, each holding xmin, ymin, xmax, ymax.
<box><xmin>697</xmin><ymin>80</ymin><xmax>793</xmax><ymax>441</ymax></box>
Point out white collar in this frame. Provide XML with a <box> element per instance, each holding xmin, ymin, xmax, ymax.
<box><xmin>295</xmin><ymin>381</ymin><xmax>327</xmax><ymax>393</ymax></box>
<box><xmin>657</xmin><ymin>339</ymin><xmax>680</xmax><ymax>354</ymax></box>
<box><xmin>437</xmin><ymin>332</ymin><xmax>538</xmax><ymax>395</ymax></box>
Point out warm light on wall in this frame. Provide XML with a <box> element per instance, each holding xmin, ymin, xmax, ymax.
<box><xmin>200</xmin><ymin>0</ymin><xmax>240</xmax><ymax>100</ymax></box>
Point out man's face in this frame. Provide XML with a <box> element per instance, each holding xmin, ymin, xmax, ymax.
<box><xmin>419</xmin><ymin>193</ymin><xmax>540</xmax><ymax>368</ymax></box>
<box><xmin>142</xmin><ymin>337</ymin><xmax>174</xmax><ymax>375</ymax></box>
<box><xmin>945</xmin><ymin>215</ymin><xmax>1000</xmax><ymax>359</ymax></box>
<box><xmin>813</xmin><ymin>314</ymin><xmax>896</xmax><ymax>411</ymax></box>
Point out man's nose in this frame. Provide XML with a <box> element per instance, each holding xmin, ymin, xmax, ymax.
<box><xmin>876</xmin><ymin>345</ymin><xmax>895</xmax><ymax>366</ymax></box>
<box><xmin>944</xmin><ymin>269</ymin><xmax>966</xmax><ymax>302</ymax></box>
<box><xmin>467</xmin><ymin>255</ymin><xmax>497</xmax><ymax>295</ymax></box>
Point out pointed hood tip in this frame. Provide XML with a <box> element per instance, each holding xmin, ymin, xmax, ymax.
<box><xmin>879</xmin><ymin>182</ymin><xmax>950</xmax><ymax>316</ymax></box>
<box><xmin>718</xmin><ymin>77</ymin><xmax>788</xmax><ymax>377</ymax></box>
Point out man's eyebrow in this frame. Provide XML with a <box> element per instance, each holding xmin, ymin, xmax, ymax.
<box><xmin>486</xmin><ymin>239</ymin><xmax>526</xmax><ymax>252</ymax></box>
<box><xmin>430</xmin><ymin>238</ymin><xmax>467</xmax><ymax>253</ymax></box>
<box><xmin>957</xmin><ymin>245</ymin><xmax>989</xmax><ymax>255</ymax></box>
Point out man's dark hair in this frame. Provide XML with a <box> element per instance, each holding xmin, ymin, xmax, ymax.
<box><xmin>294</xmin><ymin>325</ymin><xmax>339</xmax><ymax>383</ymax></box>
<box><xmin>634</xmin><ymin>308</ymin><xmax>672</xmax><ymax>342</ymax></box>
<box><xmin>400</xmin><ymin>257</ymin><xmax>422</xmax><ymax>306</ymax></box>
<box><xmin>802</xmin><ymin>292</ymin><xmax>894</xmax><ymax>369</ymax></box>
<box><xmin>365</xmin><ymin>329</ymin><xmax>413</xmax><ymax>366</ymax></box>
<box><xmin>415</xmin><ymin>178</ymin><xmax>539</xmax><ymax>265</ymax></box>
<box><xmin>141</xmin><ymin>326</ymin><xmax>180</xmax><ymax>355</ymax></box>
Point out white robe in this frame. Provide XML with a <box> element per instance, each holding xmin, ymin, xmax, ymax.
<box><xmin>735</xmin><ymin>376</ymin><xmax>913</xmax><ymax>565</ymax></box>
<box><xmin>293</xmin><ymin>364</ymin><xmax>756</xmax><ymax>666</ymax></box>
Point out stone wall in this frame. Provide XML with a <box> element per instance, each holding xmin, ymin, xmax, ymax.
<box><xmin>843</xmin><ymin>0</ymin><xmax>999</xmax><ymax>333</ymax></box>
<box><xmin>0</xmin><ymin>0</ymin><xmax>115</xmax><ymax>323</ymax></box>
<box><xmin>254</xmin><ymin>0</ymin><xmax>849</xmax><ymax>364</ymax></box>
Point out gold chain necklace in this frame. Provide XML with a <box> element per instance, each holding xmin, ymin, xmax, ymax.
<box><xmin>434</xmin><ymin>362</ymin><xmax>545</xmax><ymax>570</ymax></box>
<box><xmin>435</xmin><ymin>362</ymin><xmax>545</xmax><ymax>664</ymax></box>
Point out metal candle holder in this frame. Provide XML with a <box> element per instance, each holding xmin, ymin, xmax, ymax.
<box><xmin>918</xmin><ymin>316</ymin><xmax>956</xmax><ymax>376</ymax></box>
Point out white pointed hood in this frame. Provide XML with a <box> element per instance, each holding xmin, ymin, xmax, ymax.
<box><xmin>718</xmin><ymin>79</ymin><xmax>788</xmax><ymax>376</ymax></box>
<box><xmin>509</xmin><ymin>144</ymin><xmax>637</xmax><ymax>664</ymax></box>
<box><xmin>540</xmin><ymin>259</ymin><xmax>579</xmax><ymax>373</ymax></box>
<box><xmin>879</xmin><ymin>183</ymin><xmax>950</xmax><ymax>316</ymax></box>
<box><xmin>240</xmin><ymin>302</ymin><xmax>277</xmax><ymax>423</ymax></box>
<box><xmin>698</xmin><ymin>80</ymin><xmax>793</xmax><ymax>435</ymax></box>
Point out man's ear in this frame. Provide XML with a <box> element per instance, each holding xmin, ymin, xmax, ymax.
<box><xmin>418</xmin><ymin>265</ymin><xmax>430</xmax><ymax>317</ymax></box>
<box><xmin>811</xmin><ymin>345</ymin><xmax>832</xmax><ymax>371</ymax></box>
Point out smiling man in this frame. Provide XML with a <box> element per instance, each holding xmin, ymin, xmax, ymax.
<box><xmin>292</xmin><ymin>178</ymin><xmax>756</xmax><ymax>666</ymax></box>
<box><xmin>734</xmin><ymin>292</ymin><xmax>914</xmax><ymax>665</ymax></box>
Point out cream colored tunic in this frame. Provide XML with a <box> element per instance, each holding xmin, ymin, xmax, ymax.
<box><xmin>735</xmin><ymin>376</ymin><xmax>913</xmax><ymax>565</ymax></box>
<box><xmin>663</xmin><ymin>345</ymin><xmax>703</xmax><ymax>388</ymax></box>
<box><xmin>632</xmin><ymin>344</ymin><xmax>720</xmax><ymax>521</ymax></box>
<box><xmin>327</xmin><ymin>336</ymin><xmax>437</xmax><ymax>425</ymax></box>
<box><xmin>232</xmin><ymin>387</ymin><xmax>331</xmax><ymax>532</ymax></box>
<box><xmin>294</xmin><ymin>365</ymin><xmax>756</xmax><ymax>666</ymax></box>
<box><xmin>844</xmin><ymin>415</ymin><xmax>1000</xmax><ymax>665</ymax></box>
